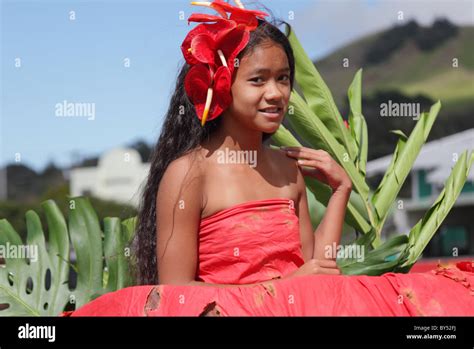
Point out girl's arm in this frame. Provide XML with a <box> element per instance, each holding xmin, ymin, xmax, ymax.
<box><xmin>284</xmin><ymin>147</ymin><xmax>352</xmax><ymax>261</ymax></box>
<box><xmin>155</xmin><ymin>154</ymin><xmax>202</xmax><ymax>285</ymax></box>
<box><xmin>312</xmin><ymin>185</ymin><xmax>351</xmax><ymax>260</ymax></box>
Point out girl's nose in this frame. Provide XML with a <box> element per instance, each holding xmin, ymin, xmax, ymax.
<box><xmin>264</xmin><ymin>80</ymin><xmax>284</xmax><ymax>101</ymax></box>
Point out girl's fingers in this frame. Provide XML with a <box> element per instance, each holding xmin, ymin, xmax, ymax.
<box><xmin>282</xmin><ymin>146</ymin><xmax>327</xmax><ymax>155</ymax></box>
<box><xmin>300</xmin><ymin>167</ymin><xmax>319</xmax><ymax>177</ymax></box>
<box><xmin>284</xmin><ymin>148</ymin><xmax>315</xmax><ymax>157</ymax></box>
<box><xmin>297</xmin><ymin>159</ymin><xmax>322</xmax><ymax>169</ymax></box>
<box><xmin>316</xmin><ymin>267</ymin><xmax>341</xmax><ymax>275</ymax></box>
<box><xmin>316</xmin><ymin>260</ymin><xmax>338</xmax><ymax>268</ymax></box>
<box><xmin>286</xmin><ymin>151</ymin><xmax>324</xmax><ymax>163</ymax></box>
<box><xmin>298</xmin><ymin>160</ymin><xmax>329</xmax><ymax>181</ymax></box>
<box><xmin>300</xmin><ymin>167</ymin><xmax>327</xmax><ymax>182</ymax></box>
<box><xmin>284</xmin><ymin>148</ymin><xmax>328</xmax><ymax>161</ymax></box>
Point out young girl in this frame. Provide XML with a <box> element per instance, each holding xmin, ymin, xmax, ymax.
<box><xmin>71</xmin><ymin>1</ymin><xmax>474</xmax><ymax>316</ymax></box>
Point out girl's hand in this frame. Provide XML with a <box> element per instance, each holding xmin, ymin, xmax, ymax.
<box><xmin>282</xmin><ymin>146</ymin><xmax>352</xmax><ymax>193</ymax></box>
<box><xmin>285</xmin><ymin>259</ymin><xmax>341</xmax><ymax>278</ymax></box>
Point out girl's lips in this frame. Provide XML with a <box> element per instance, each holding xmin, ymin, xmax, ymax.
<box><xmin>258</xmin><ymin>108</ymin><xmax>283</xmax><ymax>120</ymax></box>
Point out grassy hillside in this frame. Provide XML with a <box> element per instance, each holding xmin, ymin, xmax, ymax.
<box><xmin>310</xmin><ymin>20</ymin><xmax>474</xmax><ymax>160</ymax></box>
<box><xmin>315</xmin><ymin>23</ymin><xmax>474</xmax><ymax>103</ymax></box>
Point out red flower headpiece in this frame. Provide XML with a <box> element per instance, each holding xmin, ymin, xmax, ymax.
<box><xmin>181</xmin><ymin>0</ymin><xmax>269</xmax><ymax>126</ymax></box>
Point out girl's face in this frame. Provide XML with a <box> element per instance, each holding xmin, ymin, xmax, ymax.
<box><xmin>225</xmin><ymin>40</ymin><xmax>292</xmax><ymax>134</ymax></box>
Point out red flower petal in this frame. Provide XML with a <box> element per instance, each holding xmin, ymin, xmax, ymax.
<box><xmin>191</xmin><ymin>34</ymin><xmax>217</xmax><ymax>65</ymax></box>
<box><xmin>189</xmin><ymin>16</ymin><xmax>236</xmax><ymax>39</ymax></box>
<box><xmin>229</xmin><ymin>11</ymin><xmax>259</xmax><ymax>31</ymax></box>
<box><xmin>181</xmin><ymin>20</ymin><xmax>236</xmax><ymax>65</ymax></box>
<box><xmin>187</xmin><ymin>13</ymin><xmax>229</xmax><ymax>23</ymax></box>
<box><xmin>208</xmin><ymin>66</ymin><xmax>232</xmax><ymax>121</ymax></box>
<box><xmin>184</xmin><ymin>64</ymin><xmax>212</xmax><ymax>115</ymax></box>
<box><xmin>218</xmin><ymin>25</ymin><xmax>250</xmax><ymax>68</ymax></box>
<box><xmin>212</xmin><ymin>0</ymin><xmax>269</xmax><ymax>20</ymax></box>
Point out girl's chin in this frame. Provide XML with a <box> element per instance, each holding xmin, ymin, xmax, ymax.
<box><xmin>258</xmin><ymin>123</ymin><xmax>281</xmax><ymax>134</ymax></box>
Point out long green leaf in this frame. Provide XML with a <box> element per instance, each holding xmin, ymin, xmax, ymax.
<box><xmin>340</xmin><ymin>235</ymin><xmax>408</xmax><ymax>275</ymax></box>
<box><xmin>288</xmin><ymin>27</ymin><xmax>357</xmax><ymax>161</ymax></box>
<box><xmin>347</xmin><ymin>69</ymin><xmax>368</xmax><ymax>177</ymax></box>
<box><xmin>371</xmin><ymin>101</ymin><xmax>441</xmax><ymax>237</ymax></box>
<box><xmin>397</xmin><ymin>150</ymin><xmax>474</xmax><ymax>271</ymax></box>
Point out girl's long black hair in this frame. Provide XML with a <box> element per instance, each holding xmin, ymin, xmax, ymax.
<box><xmin>133</xmin><ymin>19</ymin><xmax>295</xmax><ymax>285</ymax></box>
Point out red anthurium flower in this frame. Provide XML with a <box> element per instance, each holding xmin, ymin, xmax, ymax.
<box><xmin>182</xmin><ymin>1</ymin><xmax>268</xmax><ymax>126</ymax></box>
<box><xmin>190</xmin><ymin>1</ymin><xmax>228</xmax><ymax>18</ymax></box>
<box><xmin>213</xmin><ymin>0</ymin><xmax>269</xmax><ymax>30</ymax></box>
<box><xmin>217</xmin><ymin>25</ymin><xmax>249</xmax><ymax>67</ymax></box>
<box><xmin>191</xmin><ymin>0</ymin><xmax>269</xmax><ymax>31</ymax></box>
<box><xmin>184</xmin><ymin>64</ymin><xmax>232</xmax><ymax>125</ymax></box>
<box><xmin>186</xmin><ymin>26</ymin><xmax>249</xmax><ymax>70</ymax></box>
<box><xmin>181</xmin><ymin>17</ymin><xmax>236</xmax><ymax>65</ymax></box>
<box><xmin>187</xmin><ymin>13</ymin><xmax>229</xmax><ymax>24</ymax></box>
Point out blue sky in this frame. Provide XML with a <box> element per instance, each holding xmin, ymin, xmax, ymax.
<box><xmin>1</xmin><ymin>0</ymin><xmax>472</xmax><ymax>172</ymax></box>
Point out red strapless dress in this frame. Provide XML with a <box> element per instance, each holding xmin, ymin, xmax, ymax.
<box><xmin>70</xmin><ymin>198</ymin><xmax>474</xmax><ymax>316</ymax></box>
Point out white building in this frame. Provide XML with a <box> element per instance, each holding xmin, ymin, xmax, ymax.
<box><xmin>366</xmin><ymin>129</ymin><xmax>474</xmax><ymax>257</ymax></box>
<box><xmin>70</xmin><ymin>147</ymin><xmax>150</xmax><ymax>207</ymax></box>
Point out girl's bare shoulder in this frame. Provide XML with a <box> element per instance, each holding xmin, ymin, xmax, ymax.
<box><xmin>265</xmin><ymin>146</ymin><xmax>306</xmax><ymax>197</ymax></box>
<box><xmin>162</xmin><ymin>149</ymin><xmax>207</xmax><ymax>188</ymax></box>
<box><xmin>265</xmin><ymin>146</ymin><xmax>298</xmax><ymax>173</ymax></box>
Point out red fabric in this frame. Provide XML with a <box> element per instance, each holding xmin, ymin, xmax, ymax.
<box><xmin>70</xmin><ymin>198</ymin><xmax>474</xmax><ymax>316</ymax></box>
<box><xmin>198</xmin><ymin>199</ymin><xmax>304</xmax><ymax>284</ymax></box>
<box><xmin>410</xmin><ymin>258</ymin><xmax>474</xmax><ymax>273</ymax></box>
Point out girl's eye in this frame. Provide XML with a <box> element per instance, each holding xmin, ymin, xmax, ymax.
<box><xmin>249</xmin><ymin>75</ymin><xmax>289</xmax><ymax>84</ymax></box>
<box><xmin>249</xmin><ymin>77</ymin><xmax>264</xmax><ymax>84</ymax></box>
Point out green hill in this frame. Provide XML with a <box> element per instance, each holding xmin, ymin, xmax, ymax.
<box><xmin>311</xmin><ymin>19</ymin><xmax>474</xmax><ymax>160</ymax></box>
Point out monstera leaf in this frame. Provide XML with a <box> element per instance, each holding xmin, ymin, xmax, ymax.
<box><xmin>0</xmin><ymin>197</ymin><xmax>136</xmax><ymax>316</ymax></box>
